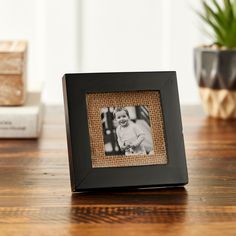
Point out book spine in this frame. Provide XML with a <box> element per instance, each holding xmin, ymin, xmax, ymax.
<box><xmin>0</xmin><ymin>107</ymin><xmax>42</xmax><ymax>138</ymax></box>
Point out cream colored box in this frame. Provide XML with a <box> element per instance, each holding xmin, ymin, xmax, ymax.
<box><xmin>0</xmin><ymin>41</ymin><xmax>27</xmax><ymax>105</ymax></box>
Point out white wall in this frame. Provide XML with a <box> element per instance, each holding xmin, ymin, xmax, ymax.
<box><xmin>81</xmin><ymin>0</ymin><xmax>163</xmax><ymax>71</ymax></box>
<box><xmin>80</xmin><ymin>0</ymin><xmax>204</xmax><ymax>104</ymax></box>
<box><xmin>0</xmin><ymin>0</ymin><xmax>206</xmax><ymax>104</ymax></box>
<box><xmin>0</xmin><ymin>0</ymin><xmax>80</xmax><ymax>104</ymax></box>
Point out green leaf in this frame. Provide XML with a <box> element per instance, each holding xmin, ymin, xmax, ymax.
<box><xmin>212</xmin><ymin>0</ymin><xmax>224</xmax><ymax>14</ymax></box>
<box><xmin>195</xmin><ymin>0</ymin><xmax>236</xmax><ymax>48</ymax></box>
<box><xmin>232</xmin><ymin>0</ymin><xmax>236</xmax><ymax>17</ymax></box>
<box><xmin>223</xmin><ymin>0</ymin><xmax>234</xmax><ymax>26</ymax></box>
<box><xmin>225</xmin><ymin>17</ymin><xmax>236</xmax><ymax>47</ymax></box>
<box><xmin>211</xmin><ymin>0</ymin><xmax>228</xmax><ymax>27</ymax></box>
<box><xmin>203</xmin><ymin>2</ymin><xmax>225</xmax><ymax>28</ymax></box>
<box><xmin>197</xmin><ymin>11</ymin><xmax>225</xmax><ymax>43</ymax></box>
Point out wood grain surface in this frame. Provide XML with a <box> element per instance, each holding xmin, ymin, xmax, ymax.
<box><xmin>0</xmin><ymin>106</ymin><xmax>235</xmax><ymax>236</ymax></box>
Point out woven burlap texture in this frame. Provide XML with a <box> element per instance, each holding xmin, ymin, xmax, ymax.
<box><xmin>86</xmin><ymin>91</ymin><xmax>167</xmax><ymax>168</ymax></box>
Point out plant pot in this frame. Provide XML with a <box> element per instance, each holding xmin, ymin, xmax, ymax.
<box><xmin>194</xmin><ymin>47</ymin><xmax>236</xmax><ymax>119</ymax></box>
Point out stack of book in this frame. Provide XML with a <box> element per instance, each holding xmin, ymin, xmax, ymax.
<box><xmin>0</xmin><ymin>41</ymin><xmax>43</xmax><ymax>138</ymax></box>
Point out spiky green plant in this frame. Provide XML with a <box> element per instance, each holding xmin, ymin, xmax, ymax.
<box><xmin>197</xmin><ymin>0</ymin><xmax>236</xmax><ymax>48</ymax></box>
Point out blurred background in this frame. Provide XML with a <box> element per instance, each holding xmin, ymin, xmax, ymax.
<box><xmin>101</xmin><ymin>106</ymin><xmax>154</xmax><ymax>156</ymax></box>
<box><xmin>0</xmin><ymin>0</ymin><xmax>209</xmax><ymax>105</ymax></box>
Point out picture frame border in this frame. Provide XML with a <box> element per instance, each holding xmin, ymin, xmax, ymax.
<box><xmin>62</xmin><ymin>71</ymin><xmax>188</xmax><ymax>191</ymax></box>
<box><xmin>87</xmin><ymin>92</ymin><xmax>167</xmax><ymax>167</ymax></box>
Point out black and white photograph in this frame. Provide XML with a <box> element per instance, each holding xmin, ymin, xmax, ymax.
<box><xmin>101</xmin><ymin>105</ymin><xmax>154</xmax><ymax>156</ymax></box>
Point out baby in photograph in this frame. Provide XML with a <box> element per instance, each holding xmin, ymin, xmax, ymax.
<box><xmin>114</xmin><ymin>107</ymin><xmax>146</xmax><ymax>156</ymax></box>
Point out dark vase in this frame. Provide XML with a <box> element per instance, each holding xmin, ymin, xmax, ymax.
<box><xmin>194</xmin><ymin>47</ymin><xmax>236</xmax><ymax>119</ymax></box>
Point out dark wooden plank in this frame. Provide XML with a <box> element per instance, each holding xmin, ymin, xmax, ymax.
<box><xmin>0</xmin><ymin>105</ymin><xmax>235</xmax><ymax>236</ymax></box>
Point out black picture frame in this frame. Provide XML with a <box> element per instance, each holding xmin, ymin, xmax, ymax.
<box><xmin>62</xmin><ymin>71</ymin><xmax>188</xmax><ymax>192</ymax></box>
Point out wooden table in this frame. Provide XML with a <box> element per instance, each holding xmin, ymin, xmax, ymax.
<box><xmin>0</xmin><ymin>106</ymin><xmax>235</xmax><ymax>236</ymax></box>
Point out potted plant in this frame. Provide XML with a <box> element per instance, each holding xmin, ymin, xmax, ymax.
<box><xmin>194</xmin><ymin>0</ymin><xmax>236</xmax><ymax>119</ymax></box>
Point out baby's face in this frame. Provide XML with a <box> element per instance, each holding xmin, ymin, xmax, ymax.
<box><xmin>115</xmin><ymin>110</ymin><xmax>129</xmax><ymax>127</ymax></box>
